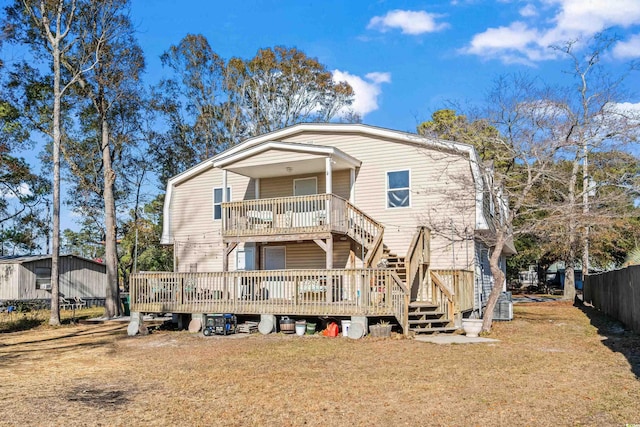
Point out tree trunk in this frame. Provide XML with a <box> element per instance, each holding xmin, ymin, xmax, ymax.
<box><xmin>563</xmin><ymin>158</ymin><xmax>580</xmax><ymax>301</ymax></box>
<box><xmin>49</xmin><ymin>40</ymin><xmax>61</xmax><ymax>327</ymax></box>
<box><xmin>482</xmin><ymin>230</ymin><xmax>506</xmax><ymax>332</ymax></box>
<box><xmin>102</xmin><ymin>116</ymin><xmax>120</xmax><ymax>318</ymax></box>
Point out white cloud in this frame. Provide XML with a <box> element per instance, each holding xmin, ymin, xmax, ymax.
<box><xmin>367</xmin><ymin>10</ymin><xmax>449</xmax><ymax>35</ymax></box>
<box><xmin>613</xmin><ymin>34</ymin><xmax>640</xmax><ymax>59</ymax></box>
<box><xmin>462</xmin><ymin>0</ymin><xmax>640</xmax><ymax>64</ymax></box>
<box><xmin>606</xmin><ymin>102</ymin><xmax>640</xmax><ymax>120</ymax></box>
<box><xmin>332</xmin><ymin>70</ymin><xmax>391</xmax><ymax>117</ymax></box>
<box><xmin>0</xmin><ymin>183</ymin><xmax>32</xmax><ymax>199</ymax></box>
<box><xmin>519</xmin><ymin>4</ymin><xmax>537</xmax><ymax>17</ymax></box>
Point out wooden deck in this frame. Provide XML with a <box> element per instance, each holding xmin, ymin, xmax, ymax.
<box><xmin>130</xmin><ymin>269</ymin><xmax>409</xmax><ymax>332</ymax></box>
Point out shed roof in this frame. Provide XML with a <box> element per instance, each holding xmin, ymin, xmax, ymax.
<box><xmin>0</xmin><ymin>254</ymin><xmax>106</xmax><ymax>267</ymax></box>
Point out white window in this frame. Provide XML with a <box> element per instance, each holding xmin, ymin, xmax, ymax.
<box><xmin>35</xmin><ymin>267</ymin><xmax>51</xmax><ymax>290</ymax></box>
<box><xmin>386</xmin><ymin>170</ymin><xmax>410</xmax><ymax>208</ymax></box>
<box><xmin>213</xmin><ymin>187</ymin><xmax>231</xmax><ymax>220</ymax></box>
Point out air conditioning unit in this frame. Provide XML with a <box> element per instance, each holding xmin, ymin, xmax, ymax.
<box><xmin>40</xmin><ymin>284</ymin><xmax>52</xmax><ymax>290</ymax></box>
<box><xmin>493</xmin><ymin>291</ymin><xmax>513</xmax><ymax>321</ymax></box>
<box><xmin>493</xmin><ymin>300</ymin><xmax>513</xmax><ymax>321</ymax></box>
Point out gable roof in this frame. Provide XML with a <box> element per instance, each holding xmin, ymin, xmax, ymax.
<box><xmin>161</xmin><ymin>123</ymin><xmax>488</xmax><ymax>244</ymax></box>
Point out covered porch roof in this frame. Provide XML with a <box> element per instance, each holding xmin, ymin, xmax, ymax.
<box><xmin>212</xmin><ymin>140</ymin><xmax>361</xmax><ymax>178</ymax></box>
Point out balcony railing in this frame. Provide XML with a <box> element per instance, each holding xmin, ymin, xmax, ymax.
<box><xmin>222</xmin><ymin>194</ymin><xmax>384</xmax><ymax>252</ymax></box>
<box><xmin>130</xmin><ymin>269</ymin><xmax>409</xmax><ymax>332</ymax></box>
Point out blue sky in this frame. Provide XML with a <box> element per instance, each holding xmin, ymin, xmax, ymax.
<box><xmin>131</xmin><ymin>0</ymin><xmax>640</xmax><ymax>132</ymax></box>
<box><xmin>5</xmin><ymin>0</ymin><xmax>640</xmax><ymax>236</ymax></box>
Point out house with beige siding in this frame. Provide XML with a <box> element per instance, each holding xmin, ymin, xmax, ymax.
<box><xmin>131</xmin><ymin>123</ymin><xmax>513</xmax><ymax>334</ymax></box>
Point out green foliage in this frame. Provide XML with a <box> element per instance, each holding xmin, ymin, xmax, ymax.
<box><xmin>418</xmin><ymin>109</ymin><xmax>501</xmax><ymax>163</ymax></box>
<box><xmin>150</xmin><ymin>36</ymin><xmax>356</xmax><ymax>185</ymax></box>
<box><xmin>118</xmin><ymin>195</ymin><xmax>173</xmax><ymax>289</ymax></box>
<box><xmin>61</xmin><ymin>227</ymin><xmax>104</xmax><ymax>260</ymax></box>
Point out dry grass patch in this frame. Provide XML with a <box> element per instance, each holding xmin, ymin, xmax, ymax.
<box><xmin>0</xmin><ymin>306</ymin><xmax>105</xmax><ymax>333</ymax></box>
<box><xmin>1</xmin><ymin>301</ymin><xmax>639</xmax><ymax>426</ymax></box>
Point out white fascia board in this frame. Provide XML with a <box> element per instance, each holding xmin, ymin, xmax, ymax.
<box><xmin>160</xmin><ymin>180</ymin><xmax>173</xmax><ymax>245</ymax></box>
<box><xmin>213</xmin><ymin>140</ymin><xmax>361</xmax><ymax>169</ymax></box>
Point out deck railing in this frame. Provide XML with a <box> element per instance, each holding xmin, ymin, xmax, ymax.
<box><xmin>222</xmin><ymin>194</ymin><xmax>347</xmax><ymax>237</ymax></box>
<box><xmin>431</xmin><ymin>269</ymin><xmax>475</xmax><ymax>314</ymax></box>
<box><xmin>222</xmin><ymin>194</ymin><xmax>384</xmax><ymax>261</ymax></box>
<box><xmin>130</xmin><ymin>269</ymin><xmax>409</xmax><ymax>331</ymax></box>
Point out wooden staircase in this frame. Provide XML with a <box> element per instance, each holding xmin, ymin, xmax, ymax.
<box><xmin>354</xmin><ymin>220</ymin><xmax>461</xmax><ymax>335</ymax></box>
<box><xmin>382</xmin><ymin>245</ymin><xmax>458</xmax><ymax>335</ymax></box>
<box><xmin>407</xmin><ymin>301</ymin><xmax>457</xmax><ymax>334</ymax></box>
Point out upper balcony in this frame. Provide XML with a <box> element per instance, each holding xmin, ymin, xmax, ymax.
<box><xmin>221</xmin><ymin>193</ymin><xmax>382</xmax><ymax>248</ymax></box>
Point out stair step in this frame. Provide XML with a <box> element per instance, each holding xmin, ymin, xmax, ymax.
<box><xmin>408</xmin><ymin>319</ymin><xmax>451</xmax><ymax>325</ymax></box>
<box><xmin>408</xmin><ymin>310</ymin><xmax>446</xmax><ymax>317</ymax></box>
<box><xmin>409</xmin><ymin>302</ymin><xmax>439</xmax><ymax>309</ymax></box>
<box><xmin>410</xmin><ymin>326</ymin><xmax>458</xmax><ymax>334</ymax></box>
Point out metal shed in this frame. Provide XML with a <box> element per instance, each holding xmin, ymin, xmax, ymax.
<box><xmin>0</xmin><ymin>255</ymin><xmax>106</xmax><ymax>304</ymax></box>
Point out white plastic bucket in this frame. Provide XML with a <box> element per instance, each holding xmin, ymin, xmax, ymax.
<box><xmin>341</xmin><ymin>320</ymin><xmax>351</xmax><ymax>337</ymax></box>
<box><xmin>295</xmin><ymin>322</ymin><xmax>306</xmax><ymax>336</ymax></box>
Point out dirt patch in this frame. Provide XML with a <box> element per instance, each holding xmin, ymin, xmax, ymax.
<box><xmin>66</xmin><ymin>385</ymin><xmax>130</xmax><ymax>408</ymax></box>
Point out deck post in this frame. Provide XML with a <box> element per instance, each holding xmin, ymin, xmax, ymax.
<box><xmin>223</xmin><ymin>243</ymin><xmax>229</xmax><ymax>272</ymax></box>
<box><xmin>325</xmin><ymin>157</ymin><xmax>332</xmax><ymax>194</ymax></box>
<box><xmin>326</xmin><ymin>238</ymin><xmax>333</xmax><ymax>303</ymax></box>
<box><xmin>349</xmin><ymin>168</ymin><xmax>355</xmax><ymax>203</ymax></box>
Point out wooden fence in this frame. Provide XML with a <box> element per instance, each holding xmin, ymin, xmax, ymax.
<box><xmin>583</xmin><ymin>265</ymin><xmax>640</xmax><ymax>334</ymax></box>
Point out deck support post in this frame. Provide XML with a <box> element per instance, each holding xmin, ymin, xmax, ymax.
<box><xmin>326</xmin><ymin>237</ymin><xmax>333</xmax><ymax>303</ymax></box>
<box><xmin>222</xmin><ymin>242</ymin><xmax>238</xmax><ymax>273</ymax></box>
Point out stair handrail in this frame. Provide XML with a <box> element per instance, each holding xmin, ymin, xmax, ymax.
<box><xmin>343</xmin><ymin>198</ymin><xmax>385</xmax><ymax>267</ymax></box>
<box><xmin>389</xmin><ymin>271</ymin><xmax>410</xmax><ymax>336</ymax></box>
<box><xmin>363</xmin><ymin>229</ymin><xmax>384</xmax><ymax>268</ymax></box>
<box><xmin>430</xmin><ymin>270</ymin><xmax>456</xmax><ymax>323</ymax></box>
<box><xmin>404</xmin><ymin>226</ymin><xmax>430</xmax><ymax>290</ymax></box>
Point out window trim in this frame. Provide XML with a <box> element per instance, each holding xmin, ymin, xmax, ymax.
<box><xmin>293</xmin><ymin>176</ymin><xmax>318</xmax><ymax>196</ymax></box>
<box><xmin>385</xmin><ymin>169</ymin><xmax>411</xmax><ymax>209</ymax></box>
<box><xmin>213</xmin><ymin>186</ymin><xmax>232</xmax><ymax>220</ymax></box>
<box><xmin>35</xmin><ymin>267</ymin><xmax>52</xmax><ymax>290</ymax></box>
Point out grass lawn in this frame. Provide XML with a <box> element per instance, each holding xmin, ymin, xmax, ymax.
<box><xmin>1</xmin><ymin>300</ymin><xmax>639</xmax><ymax>426</ymax></box>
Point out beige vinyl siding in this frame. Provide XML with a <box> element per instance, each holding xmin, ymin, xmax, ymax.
<box><xmin>230</xmin><ymin>149</ymin><xmax>326</xmax><ymax>169</ymax></box>
<box><xmin>260</xmin><ymin>170</ymin><xmax>350</xmax><ymax>199</ymax></box>
<box><xmin>261</xmin><ymin>240</ymin><xmax>351</xmax><ymax>269</ymax></box>
<box><xmin>281</xmin><ymin>132</ymin><xmax>477</xmax><ymax>269</ymax></box>
<box><xmin>171</xmin><ymin>167</ymin><xmax>252</xmax><ymax>272</ymax></box>
<box><xmin>169</xmin><ymin>129</ymin><xmax>480</xmax><ymax>272</ymax></box>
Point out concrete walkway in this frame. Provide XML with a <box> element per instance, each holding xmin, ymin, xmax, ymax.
<box><xmin>414</xmin><ymin>335</ymin><xmax>499</xmax><ymax>344</ymax></box>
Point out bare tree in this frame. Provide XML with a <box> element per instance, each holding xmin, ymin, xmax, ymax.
<box><xmin>418</xmin><ymin>75</ymin><xmax>569</xmax><ymax>331</ymax></box>
<box><xmin>550</xmin><ymin>34</ymin><xmax>639</xmax><ymax>300</ymax></box>
<box><xmin>61</xmin><ymin>0</ymin><xmax>144</xmax><ymax>318</ymax></box>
